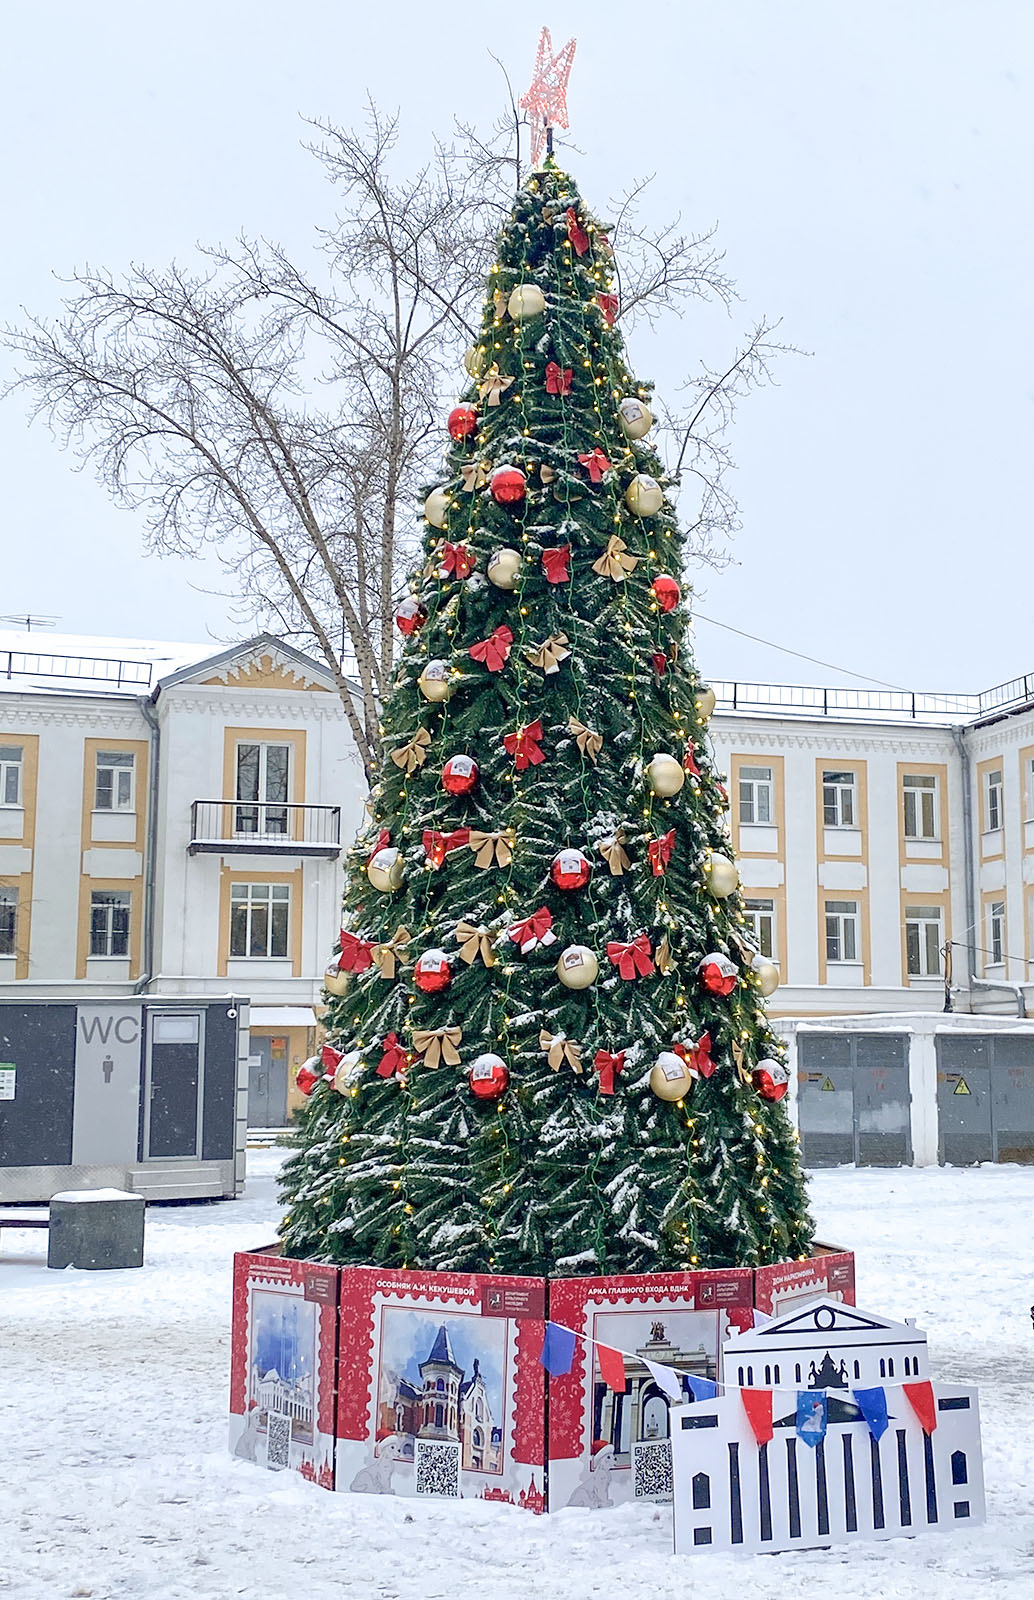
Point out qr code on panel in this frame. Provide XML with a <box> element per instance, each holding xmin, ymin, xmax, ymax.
<box><xmin>265</xmin><ymin>1412</ymin><xmax>292</xmax><ymax>1471</ymax></box>
<box><xmin>414</xmin><ymin>1439</ymin><xmax>461</xmax><ymax>1498</ymax></box>
<box><xmin>633</xmin><ymin>1440</ymin><xmax>673</xmax><ymax>1501</ymax></box>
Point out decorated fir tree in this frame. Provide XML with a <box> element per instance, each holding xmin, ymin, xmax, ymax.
<box><xmin>279</xmin><ymin>159</ymin><xmax>814</xmax><ymax>1276</ymax></box>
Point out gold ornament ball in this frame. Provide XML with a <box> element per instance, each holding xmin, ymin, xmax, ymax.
<box><xmin>556</xmin><ymin>944</ymin><xmax>599</xmax><ymax>990</ymax></box>
<box><xmin>367</xmin><ymin>846</ymin><xmax>404</xmax><ymax>893</ymax></box>
<box><xmin>646</xmin><ymin>753</ymin><xmax>685</xmax><ymax>798</ymax></box>
<box><xmin>752</xmin><ymin>955</ymin><xmax>781</xmax><ymax>997</ymax></box>
<box><xmin>650</xmin><ymin>1051</ymin><xmax>695</xmax><ymax>1102</ymax></box>
<box><xmin>625</xmin><ymin>474</ymin><xmax>664</xmax><ymax>516</ymax></box>
<box><xmin>507</xmin><ymin>283</ymin><xmax>546</xmax><ymax>320</ymax></box>
<box><xmin>487</xmin><ymin>547</ymin><xmax>522</xmax><ymax>590</ymax></box>
<box><xmin>323</xmin><ymin>964</ymin><xmax>350</xmax><ymax>997</ymax></box>
<box><xmin>424</xmin><ymin>488</ymin><xmax>450</xmax><ymax>529</ymax></box>
<box><xmin>706</xmin><ymin>852</ymin><xmax>739</xmax><ymax>898</ymax></box>
<box><xmin>417</xmin><ymin>660</ymin><xmax>452</xmax><ymax>702</ymax></box>
<box><xmin>463</xmin><ymin>345</ymin><xmax>487</xmax><ymax>377</ymax></box>
<box><xmin>695</xmin><ymin>683</ymin><xmax>717</xmax><ymax>720</ymax></box>
<box><xmin>617</xmin><ymin>397</ymin><xmax>654</xmax><ymax>439</ymax></box>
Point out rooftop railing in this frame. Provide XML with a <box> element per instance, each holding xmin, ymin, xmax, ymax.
<box><xmin>1</xmin><ymin>649</ymin><xmax>153</xmax><ymax>689</ymax></box>
<box><xmin>713</xmin><ymin>673</ymin><xmax>1034</xmax><ymax>725</ymax></box>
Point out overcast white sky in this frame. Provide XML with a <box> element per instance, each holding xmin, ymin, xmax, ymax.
<box><xmin>2</xmin><ymin>1</ymin><xmax>1031</xmax><ymax>694</ymax></box>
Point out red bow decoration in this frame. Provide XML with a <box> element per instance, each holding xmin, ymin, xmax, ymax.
<box><xmin>545</xmin><ymin>361</ymin><xmax>574</xmax><ymax>395</ymax></box>
<box><xmin>651</xmin><ymin>651</ymin><xmax>668</xmax><ymax>676</ymax></box>
<box><xmin>503</xmin><ymin>719</ymin><xmax>545</xmax><ymax>771</ymax></box>
<box><xmin>320</xmin><ymin>1044</ymin><xmax>343</xmax><ymax>1078</ymax></box>
<box><xmin>542</xmin><ymin>545</ymin><xmax>572</xmax><ymax>584</ymax></box>
<box><xmin>366</xmin><ymin>828</ymin><xmax>390</xmax><ymax>865</ymax></box>
<box><xmin>469</xmin><ymin>624</ymin><xmax>514</xmax><ymax>673</ymax></box>
<box><xmin>684</xmin><ymin>743</ymin><xmax>701</xmax><ymax>776</ymax></box>
<box><xmin>508</xmin><ymin>906</ymin><xmax>556</xmax><ymax>953</ymax></box>
<box><xmin>596</xmin><ymin>292</ymin><xmax>618</xmax><ymax>326</ymax></box>
<box><xmin>376</xmin><ymin>1032</ymin><xmax>409</xmax><ymax>1079</ymax></box>
<box><xmin>566</xmin><ymin>207</ymin><xmax>590</xmax><ymax>256</ymax></box>
<box><xmin>422</xmin><ymin>827</ymin><xmax>471</xmax><ymax>869</ymax></box>
<box><xmin>578</xmin><ymin>448</ymin><xmax>611</xmax><ymax>483</ymax></box>
<box><xmin>606</xmin><ymin>934</ymin><xmax>655</xmax><ymax>980</ymax></box>
<box><xmin>648</xmin><ymin>829</ymin><xmax>676</xmax><ymax>877</ymax></box>
<box><xmin>674</xmin><ymin>1031</ymin><xmax>714</xmax><ymax>1080</ymax></box>
<box><xmin>338</xmin><ymin>931</ymin><xmax>376</xmax><ymax>973</ymax></box>
<box><xmin>593</xmin><ymin>1049</ymin><xmax>626</xmax><ymax>1096</ymax></box>
<box><xmin>438</xmin><ymin>542</ymin><xmax>473</xmax><ymax>579</ymax></box>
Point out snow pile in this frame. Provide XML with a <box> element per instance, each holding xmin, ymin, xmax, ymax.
<box><xmin>1</xmin><ymin>1156</ymin><xmax>1033</xmax><ymax>1598</ymax></box>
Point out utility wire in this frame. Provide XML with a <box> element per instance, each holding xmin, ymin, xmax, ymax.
<box><xmin>692</xmin><ymin>610</ymin><xmax>906</xmax><ymax>692</ymax></box>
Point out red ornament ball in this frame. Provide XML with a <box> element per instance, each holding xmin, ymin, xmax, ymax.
<box><xmin>441</xmin><ymin>754</ymin><xmax>479</xmax><ymax>796</ymax></box>
<box><xmin>448</xmin><ymin>405</ymin><xmax>478</xmax><ymax>440</ymax></box>
<box><xmin>651</xmin><ymin>574</ymin><xmax>681</xmax><ymax>613</ymax></box>
<box><xmin>469</xmin><ymin>1052</ymin><xmax>509</xmax><ymax>1100</ymax></box>
<box><xmin>698</xmin><ymin>952</ymin><xmax>738</xmax><ymax>997</ymax></box>
<box><xmin>414</xmin><ymin>949</ymin><xmax>452</xmax><ymax>994</ymax></box>
<box><xmin>753</xmin><ymin>1059</ymin><xmax>790</xmax><ymax>1103</ymax></box>
<box><xmin>551</xmin><ymin>848</ymin><xmax>591</xmax><ymax>891</ymax></box>
<box><xmin>395</xmin><ymin>596</ymin><xmax>427</xmax><ymax>636</ymax></box>
<box><xmin>295</xmin><ymin>1061</ymin><xmax>321</xmax><ymax>1096</ymax></box>
<box><xmin>491</xmin><ymin>466</ymin><xmax>527</xmax><ymax>505</ymax></box>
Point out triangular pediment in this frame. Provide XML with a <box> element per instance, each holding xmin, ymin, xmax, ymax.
<box><xmin>724</xmin><ymin>1299</ymin><xmax>923</xmax><ymax>1351</ymax></box>
<box><xmin>157</xmin><ymin>635</ymin><xmax>334</xmax><ymax>694</ymax></box>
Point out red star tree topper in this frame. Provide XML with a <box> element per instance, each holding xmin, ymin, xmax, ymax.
<box><xmin>519</xmin><ymin>27</ymin><xmax>577</xmax><ymax>166</ymax></box>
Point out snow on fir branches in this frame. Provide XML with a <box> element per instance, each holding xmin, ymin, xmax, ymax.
<box><xmin>278</xmin><ymin>162</ymin><xmax>813</xmax><ymax>1277</ymax></box>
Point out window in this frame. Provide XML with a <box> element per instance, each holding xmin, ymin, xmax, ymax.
<box><xmin>905</xmin><ymin>905</ymin><xmax>943</xmax><ymax>977</ymax></box>
<box><xmin>986</xmin><ymin>769</ymin><xmax>1003</xmax><ymax>833</ymax></box>
<box><xmin>822</xmin><ymin>769</ymin><xmax>856</xmax><ymax>827</ymax></box>
<box><xmin>89</xmin><ymin>891</ymin><xmax>130</xmax><ymax>957</ymax></box>
<box><xmin>0</xmin><ymin>745</ymin><xmax>22</xmax><ymax>806</ymax></box>
<box><xmin>903</xmin><ymin>774</ymin><xmax>938</xmax><ymax>839</ymax></box>
<box><xmin>235</xmin><ymin>742</ymin><xmax>290</xmax><ymax>836</ymax></box>
<box><xmin>95</xmin><ymin>751</ymin><xmax>135</xmax><ymax>811</ymax></box>
<box><xmin>743</xmin><ymin>898</ymin><xmax>776</xmax><ymax>959</ymax></box>
<box><xmin>229</xmin><ymin>882</ymin><xmax>290</xmax><ymax>958</ymax></box>
<box><xmin>989</xmin><ymin>901</ymin><xmax>1005</xmax><ymax>966</ymax></box>
<box><xmin>825</xmin><ymin>900</ymin><xmax>859</xmax><ymax>963</ymax></box>
<box><xmin>738</xmin><ymin>765</ymin><xmax>773</xmax><ymax>825</ymax></box>
<box><xmin>0</xmin><ymin>887</ymin><xmax>16</xmax><ymax>955</ymax></box>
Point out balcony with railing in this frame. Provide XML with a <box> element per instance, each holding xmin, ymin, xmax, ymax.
<box><xmin>188</xmin><ymin>800</ymin><xmax>342</xmax><ymax>857</ymax></box>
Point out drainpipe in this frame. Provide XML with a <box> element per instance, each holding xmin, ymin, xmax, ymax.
<box><xmin>951</xmin><ymin>724</ymin><xmax>976</xmax><ymax>1011</ymax></box>
<box><xmin>134</xmin><ymin>696</ymin><xmax>161</xmax><ymax>994</ymax></box>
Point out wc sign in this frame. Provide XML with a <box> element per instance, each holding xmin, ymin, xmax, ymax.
<box><xmin>71</xmin><ymin>1004</ymin><xmax>144</xmax><ymax>1166</ymax></box>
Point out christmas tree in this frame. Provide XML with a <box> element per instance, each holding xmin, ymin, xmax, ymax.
<box><xmin>279</xmin><ymin>158</ymin><xmax>814</xmax><ymax>1277</ymax></box>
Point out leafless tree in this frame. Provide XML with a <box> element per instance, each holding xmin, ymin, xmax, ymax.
<box><xmin>2</xmin><ymin>102</ymin><xmax>788</xmax><ymax>780</ymax></box>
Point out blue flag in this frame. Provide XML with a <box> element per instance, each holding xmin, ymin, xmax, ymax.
<box><xmin>684</xmin><ymin>1375</ymin><xmax>719</xmax><ymax>1403</ymax></box>
<box><xmin>539</xmin><ymin>1321</ymin><xmax>576</xmax><ymax>1376</ymax></box>
<box><xmin>796</xmin><ymin>1391</ymin><xmax>828</xmax><ymax>1447</ymax></box>
<box><xmin>853</xmin><ymin>1387</ymin><xmax>890</xmax><ymax>1441</ymax></box>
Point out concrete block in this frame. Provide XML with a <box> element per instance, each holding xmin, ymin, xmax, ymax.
<box><xmin>48</xmin><ymin>1187</ymin><xmax>145</xmax><ymax>1270</ymax></box>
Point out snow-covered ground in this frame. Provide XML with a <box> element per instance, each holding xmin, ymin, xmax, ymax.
<box><xmin>2</xmin><ymin>1155</ymin><xmax>1033</xmax><ymax>1599</ymax></box>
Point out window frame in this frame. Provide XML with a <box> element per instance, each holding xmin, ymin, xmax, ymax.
<box><xmin>0</xmin><ymin>886</ymin><xmax>17</xmax><ymax>956</ymax></box>
<box><xmin>989</xmin><ymin>900</ymin><xmax>1006</xmax><ymax>966</ymax></box>
<box><xmin>985</xmin><ymin>769</ymin><xmax>1003</xmax><ymax>834</ymax></box>
<box><xmin>234</xmin><ymin>740</ymin><xmax>292</xmax><ymax>837</ymax></box>
<box><xmin>89</xmin><ymin>890</ymin><xmax>131</xmax><ymax>958</ymax></box>
<box><xmin>902</xmin><ymin>773</ymin><xmax>938</xmax><ymax>841</ymax></box>
<box><xmin>905</xmin><ymin>904</ymin><xmax>943</xmax><ymax>977</ymax></box>
<box><xmin>229</xmin><ymin>881</ymin><xmax>291</xmax><ymax>959</ymax></box>
<box><xmin>742</xmin><ymin>897</ymin><xmax>776</xmax><ymax>959</ymax></box>
<box><xmin>0</xmin><ymin>744</ymin><xmax>23</xmax><ymax>807</ymax></box>
<box><xmin>94</xmin><ymin>750</ymin><xmax>136</xmax><ymax>813</ymax></box>
<box><xmin>825</xmin><ymin>899</ymin><xmax>860</xmax><ymax>964</ymax></box>
<box><xmin>822</xmin><ymin>769</ymin><xmax>857</xmax><ymax>829</ymax></box>
<box><xmin>738</xmin><ymin>765</ymin><xmax>773</xmax><ymax>827</ymax></box>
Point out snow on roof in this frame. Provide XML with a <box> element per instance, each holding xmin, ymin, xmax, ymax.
<box><xmin>0</xmin><ymin>629</ymin><xmax>221</xmax><ymax>697</ymax></box>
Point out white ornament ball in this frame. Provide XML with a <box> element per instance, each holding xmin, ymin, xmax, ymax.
<box><xmin>463</xmin><ymin>345</ymin><xmax>487</xmax><ymax>377</ymax></box>
<box><xmin>705</xmin><ymin>852</ymin><xmax>739</xmax><ymax>898</ymax></box>
<box><xmin>487</xmin><ymin>547</ymin><xmax>522</xmax><ymax>590</ymax></box>
<box><xmin>624</xmin><ymin>474</ymin><xmax>664</xmax><ymax>516</ymax></box>
<box><xmin>646</xmin><ymin>753</ymin><xmax>686</xmax><ymax>798</ymax></box>
<box><xmin>323</xmin><ymin>963</ymin><xmax>350</xmax><ymax>997</ymax></box>
<box><xmin>417</xmin><ymin>659</ymin><xmax>452</xmax><ymax>702</ymax></box>
<box><xmin>617</xmin><ymin>397</ymin><xmax>654</xmax><ymax>439</ymax></box>
<box><xmin>650</xmin><ymin>1051</ymin><xmax>696</xmax><ymax>1102</ymax></box>
<box><xmin>507</xmin><ymin>283</ymin><xmax>546</xmax><ymax>321</ymax></box>
<box><xmin>367</xmin><ymin>846</ymin><xmax>404</xmax><ymax>893</ymax></box>
<box><xmin>424</xmin><ymin>488</ymin><xmax>450</xmax><ymax>529</ymax></box>
<box><xmin>752</xmin><ymin>954</ymin><xmax>781</xmax><ymax>997</ymax></box>
<box><xmin>695</xmin><ymin>684</ymin><xmax>717</xmax><ymax>721</ymax></box>
<box><xmin>333</xmin><ymin>1050</ymin><xmax>362</xmax><ymax>1095</ymax></box>
<box><xmin>556</xmin><ymin>944</ymin><xmax>599</xmax><ymax>990</ymax></box>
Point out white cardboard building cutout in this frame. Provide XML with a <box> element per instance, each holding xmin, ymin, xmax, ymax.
<box><xmin>671</xmin><ymin>1299</ymin><xmax>984</xmax><ymax>1556</ymax></box>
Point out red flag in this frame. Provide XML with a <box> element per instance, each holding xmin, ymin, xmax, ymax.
<box><xmin>593</xmin><ymin>1049</ymin><xmax>626</xmax><ymax>1096</ymax></box>
<box><xmin>566</xmin><ymin>207</ymin><xmax>590</xmax><ymax>256</ymax></box>
<box><xmin>542</xmin><ymin>545</ymin><xmax>572</xmax><ymax>584</ymax></box>
<box><xmin>577</xmin><ymin>448</ymin><xmax>611</xmax><ymax>483</ymax></box>
<box><xmin>503</xmin><ymin>720</ymin><xmax>545</xmax><ymax>771</ymax></box>
<box><xmin>545</xmin><ymin>361</ymin><xmax>573</xmax><ymax>395</ymax></box>
<box><xmin>596</xmin><ymin>1343</ymin><xmax>627</xmax><ymax>1393</ymax></box>
<box><xmin>903</xmin><ymin>1381</ymin><xmax>937</xmax><ymax>1435</ymax></box>
<box><xmin>740</xmin><ymin>1389</ymin><xmax>773</xmax><ymax>1446</ymax></box>
<box><xmin>469</xmin><ymin>625</ymin><xmax>513</xmax><ymax>673</ymax></box>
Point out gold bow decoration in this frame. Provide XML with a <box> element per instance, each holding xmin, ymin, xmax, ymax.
<box><xmin>731</xmin><ymin>1038</ymin><xmax>754</xmax><ymax>1087</ymax></box>
<box><xmin>411</xmin><ymin>1027</ymin><xmax>463</xmax><ymax>1069</ymax></box>
<box><xmin>374</xmin><ymin>927</ymin><xmax>411</xmax><ymax>979</ymax></box>
<box><xmin>539</xmin><ymin>1029</ymin><xmax>583</xmax><ymax>1074</ymax></box>
<box><xmin>591</xmin><ymin>535</ymin><xmax>639</xmax><ymax>582</ymax></box>
<box><xmin>598</xmin><ymin>830</ymin><xmax>631</xmax><ymax>876</ymax></box>
<box><xmin>492</xmin><ymin>288</ymin><xmax>509</xmax><ymax>320</ymax></box>
<box><xmin>729</xmin><ymin>928</ymin><xmax>759</xmax><ymax>964</ymax></box>
<box><xmin>656</xmin><ymin>934</ymin><xmax>675</xmax><ymax>977</ymax></box>
<box><xmin>525</xmin><ymin>633</ymin><xmax>571</xmax><ymax>675</ymax></box>
<box><xmin>478</xmin><ymin>366</ymin><xmax>515</xmax><ymax>406</ymax></box>
<box><xmin>539</xmin><ymin>463</ymin><xmax>556</xmax><ymax>484</ymax></box>
<box><xmin>455</xmin><ymin>921</ymin><xmax>497</xmax><ymax>968</ymax></box>
<box><xmin>568</xmin><ymin>716</ymin><xmax>603</xmax><ymax>764</ymax></box>
<box><xmin>388</xmin><ymin>727</ymin><xmax>431</xmax><ymax>774</ymax></box>
<box><xmin>468</xmin><ymin>828</ymin><xmax>516</xmax><ymax>869</ymax></box>
<box><xmin>460</xmin><ymin>461</ymin><xmax>490</xmax><ymax>493</ymax></box>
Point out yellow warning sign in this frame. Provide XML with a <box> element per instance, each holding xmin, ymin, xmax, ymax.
<box><xmin>820</xmin><ymin>1077</ymin><xmax>836</xmax><ymax>1092</ymax></box>
<box><xmin>953</xmin><ymin>1078</ymin><xmax>971</xmax><ymax>1096</ymax></box>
